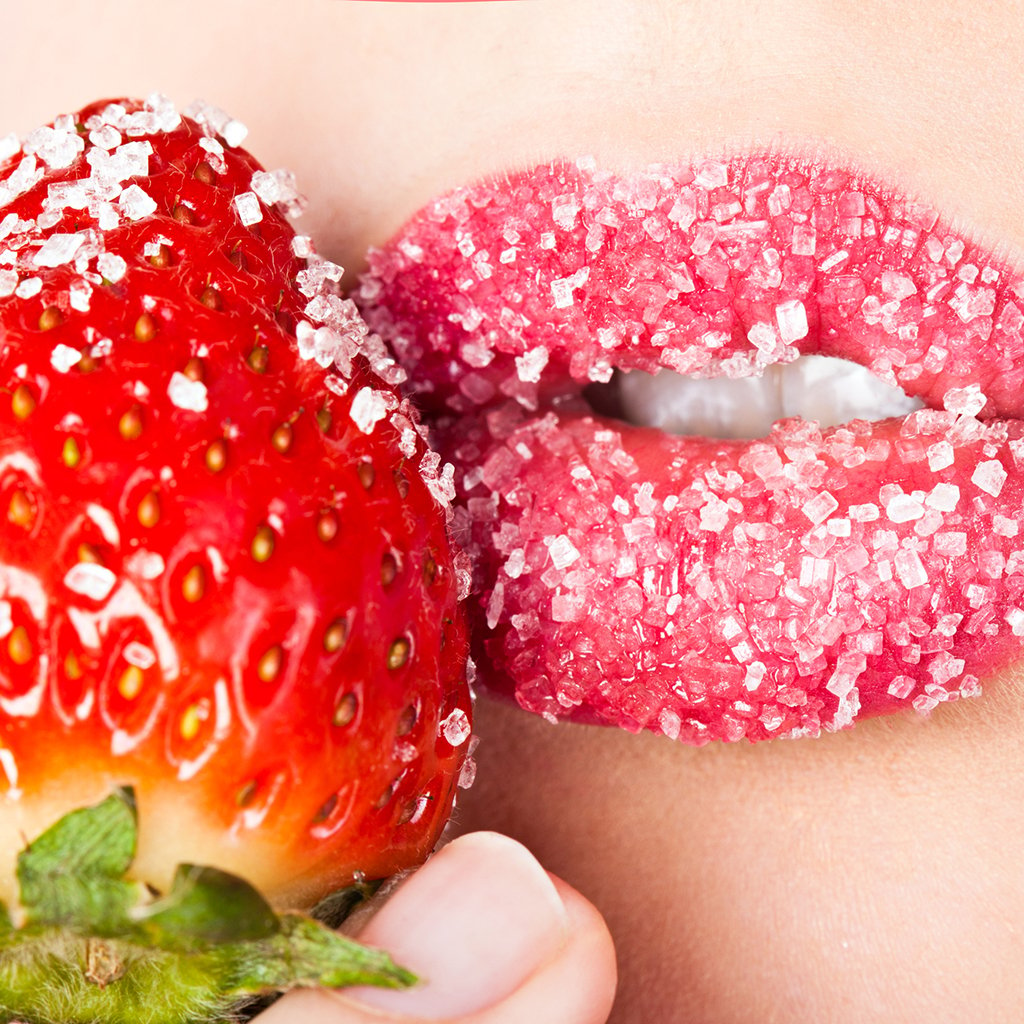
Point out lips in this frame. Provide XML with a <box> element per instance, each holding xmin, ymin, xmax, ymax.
<box><xmin>357</xmin><ymin>154</ymin><xmax>1024</xmax><ymax>744</ymax></box>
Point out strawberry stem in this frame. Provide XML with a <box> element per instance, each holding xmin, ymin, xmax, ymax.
<box><xmin>0</xmin><ymin>790</ymin><xmax>415</xmax><ymax>1024</ymax></box>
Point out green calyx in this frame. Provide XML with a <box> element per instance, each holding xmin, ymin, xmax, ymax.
<box><xmin>0</xmin><ymin>789</ymin><xmax>414</xmax><ymax>1024</ymax></box>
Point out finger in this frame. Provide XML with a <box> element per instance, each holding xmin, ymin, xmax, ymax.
<box><xmin>257</xmin><ymin>831</ymin><xmax>617</xmax><ymax>1024</ymax></box>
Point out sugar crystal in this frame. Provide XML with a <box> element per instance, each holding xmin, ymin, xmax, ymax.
<box><xmin>233</xmin><ymin>192</ymin><xmax>262</xmax><ymax>227</ymax></box>
<box><xmin>198</xmin><ymin>136</ymin><xmax>227</xmax><ymax>173</ymax></box>
<box><xmin>546</xmin><ymin>534</ymin><xmax>580</xmax><ymax>570</ymax></box>
<box><xmin>925</xmin><ymin>482</ymin><xmax>960</xmax><ymax>511</ymax></box>
<box><xmin>118</xmin><ymin>184</ymin><xmax>157</xmax><ymax>221</ymax></box>
<box><xmin>515</xmin><ymin>346</ymin><xmax>549</xmax><ymax>383</ymax></box>
<box><xmin>23</xmin><ymin>125</ymin><xmax>83</xmax><ymax>169</ymax></box>
<box><xmin>971</xmin><ymin>459</ymin><xmax>1007</xmax><ymax>497</ymax></box>
<box><xmin>884</xmin><ymin>493</ymin><xmax>924</xmax><ymax>522</ymax></box>
<box><xmin>943</xmin><ymin>384</ymin><xmax>987</xmax><ymax>416</ymax></box>
<box><xmin>775</xmin><ymin>298</ymin><xmax>809</xmax><ymax>342</ymax></box>
<box><xmin>440</xmin><ymin>708</ymin><xmax>471</xmax><ymax>746</ymax></box>
<box><xmin>33</xmin><ymin>232</ymin><xmax>85</xmax><ymax>268</ymax></box>
<box><xmin>801</xmin><ymin>490</ymin><xmax>838</xmax><ymax>525</ymax></box>
<box><xmin>96</xmin><ymin>252</ymin><xmax>127</xmax><ymax>283</ymax></box>
<box><xmin>926</xmin><ymin>441</ymin><xmax>955</xmax><ymax>471</ymax></box>
<box><xmin>167</xmin><ymin>372</ymin><xmax>209</xmax><ymax>413</ymax></box>
<box><xmin>123</xmin><ymin>641</ymin><xmax>157</xmax><ymax>671</ymax></box>
<box><xmin>894</xmin><ymin>549</ymin><xmax>928</xmax><ymax>589</ymax></box>
<box><xmin>126</xmin><ymin>549</ymin><xmax>165</xmax><ymax>584</ymax></box>
<box><xmin>64</xmin><ymin>563</ymin><xmax>117</xmax><ymax>602</ymax></box>
<box><xmin>50</xmin><ymin>344</ymin><xmax>82</xmax><ymax>373</ymax></box>
<box><xmin>15</xmin><ymin>278</ymin><xmax>41</xmax><ymax>299</ymax></box>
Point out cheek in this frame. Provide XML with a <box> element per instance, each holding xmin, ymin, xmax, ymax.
<box><xmin>454</xmin><ymin>688</ymin><xmax>1024</xmax><ymax>1022</ymax></box>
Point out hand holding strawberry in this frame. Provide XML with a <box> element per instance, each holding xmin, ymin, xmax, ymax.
<box><xmin>0</xmin><ymin>95</ymin><xmax>472</xmax><ymax>1023</ymax></box>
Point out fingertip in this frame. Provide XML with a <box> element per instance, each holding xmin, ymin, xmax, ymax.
<box><xmin>485</xmin><ymin>871</ymin><xmax>617</xmax><ymax>1024</ymax></box>
<box><xmin>258</xmin><ymin>834</ymin><xmax>616</xmax><ymax>1024</ymax></box>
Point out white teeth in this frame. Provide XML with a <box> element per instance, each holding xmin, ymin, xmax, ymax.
<box><xmin>617</xmin><ymin>355</ymin><xmax>924</xmax><ymax>439</ymax></box>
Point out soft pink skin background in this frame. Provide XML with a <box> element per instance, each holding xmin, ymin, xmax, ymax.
<box><xmin>4</xmin><ymin>2</ymin><xmax>1024</xmax><ymax>1021</ymax></box>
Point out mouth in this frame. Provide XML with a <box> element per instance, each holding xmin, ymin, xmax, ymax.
<box><xmin>357</xmin><ymin>154</ymin><xmax>1024</xmax><ymax>744</ymax></box>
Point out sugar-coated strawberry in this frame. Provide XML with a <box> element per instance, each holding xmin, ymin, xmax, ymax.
<box><xmin>0</xmin><ymin>96</ymin><xmax>473</xmax><ymax>1023</ymax></box>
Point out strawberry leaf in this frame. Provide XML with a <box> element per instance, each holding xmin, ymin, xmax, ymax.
<box><xmin>16</xmin><ymin>788</ymin><xmax>144</xmax><ymax>934</ymax></box>
<box><xmin>0</xmin><ymin>789</ymin><xmax>417</xmax><ymax>1023</ymax></box>
<box><xmin>222</xmin><ymin>914</ymin><xmax>417</xmax><ymax>993</ymax></box>
<box><xmin>133</xmin><ymin>864</ymin><xmax>281</xmax><ymax>950</ymax></box>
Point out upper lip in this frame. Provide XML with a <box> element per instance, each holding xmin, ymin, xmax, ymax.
<box><xmin>356</xmin><ymin>152</ymin><xmax>1024</xmax><ymax>743</ymax></box>
<box><xmin>361</xmin><ymin>153</ymin><xmax>1024</xmax><ymax>422</ymax></box>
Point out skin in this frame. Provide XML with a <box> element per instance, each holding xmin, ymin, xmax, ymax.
<box><xmin>4</xmin><ymin>1</ymin><xmax>1024</xmax><ymax>1020</ymax></box>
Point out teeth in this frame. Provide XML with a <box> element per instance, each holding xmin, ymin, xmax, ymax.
<box><xmin>617</xmin><ymin>355</ymin><xmax>924</xmax><ymax>439</ymax></box>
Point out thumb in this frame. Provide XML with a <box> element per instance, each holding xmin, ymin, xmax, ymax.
<box><xmin>257</xmin><ymin>831</ymin><xmax>617</xmax><ymax>1024</ymax></box>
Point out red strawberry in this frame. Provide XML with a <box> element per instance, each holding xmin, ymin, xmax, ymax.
<box><xmin>0</xmin><ymin>96</ymin><xmax>472</xmax><ymax>1021</ymax></box>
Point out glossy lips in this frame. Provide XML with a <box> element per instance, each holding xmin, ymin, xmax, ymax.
<box><xmin>359</xmin><ymin>155</ymin><xmax>1024</xmax><ymax>744</ymax></box>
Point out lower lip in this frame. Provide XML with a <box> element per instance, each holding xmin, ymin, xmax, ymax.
<box><xmin>359</xmin><ymin>154</ymin><xmax>1024</xmax><ymax>744</ymax></box>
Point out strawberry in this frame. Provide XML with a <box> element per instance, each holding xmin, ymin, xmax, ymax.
<box><xmin>0</xmin><ymin>96</ymin><xmax>472</xmax><ymax>1022</ymax></box>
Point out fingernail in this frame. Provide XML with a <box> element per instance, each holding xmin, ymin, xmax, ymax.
<box><xmin>339</xmin><ymin>832</ymin><xmax>568</xmax><ymax>1019</ymax></box>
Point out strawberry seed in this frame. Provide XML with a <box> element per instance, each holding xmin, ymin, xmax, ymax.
<box><xmin>7</xmin><ymin>489</ymin><xmax>34</xmax><ymax>530</ymax></box>
<box><xmin>179</xmin><ymin>701</ymin><xmax>207</xmax><ymax>741</ymax></box>
<box><xmin>193</xmin><ymin>161</ymin><xmax>217</xmax><ymax>185</ymax></box>
<box><xmin>134</xmin><ymin>312</ymin><xmax>157</xmax><ymax>342</ymax></box>
<box><xmin>396</xmin><ymin>703</ymin><xmax>417</xmax><ymax>736</ymax></box>
<box><xmin>117</xmin><ymin>665</ymin><xmax>145</xmax><ymax>700</ymax></box>
<box><xmin>205</xmin><ymin>438</ymin><xmax>228</xmax><ymax>473</ymax></box>
<box><xmin>316</xmin><ymin>510</ymin><xmax>338</xmax><ymax>543</ymax></box>
<box><xmin>148</xmin><ymin>244</ymin><xmax>173</xmax><ymax>268</ymax></box>
<box><xmin>183</xmin><ymin>357</ymin><xmax>204</xmax><ymax>381</ymax></box>
<box><xmin>333</xmin><ymin>693</ymin><xmax>358</xmax><ymax>727</ymax></box>
<box><xmin>172</xmin><ymin>203</ymin><xmax>196</xmax><ymax>225</ymax></box>
<box><xmin>381</xmin><ymin>551</ymin><xmax>399</xmax><ymax>587</ymax></box>
<box><xmin>323</xmin><ymin>618</ymin><xmax>348</xmax><ymax>653</ymax></box>
<box><xmin>119</xmin><ymin>406</ymin><xmax>144</xmax><ymax>441</ymax></box>
<box><xmin>257</xmin><ymin>645</ymin><xmax>283</xmax><ymax>683</ymax></box>
<box><xmin>251</xmin><ymin>524</ymin><xmax>275</xmax><ymax>562</ymax></box>
<box><xmin>357</xmin><ymin>460</ymin><xmax>375</xmax><ymax>489</ymax></box>
<box><xmin>38</xmin><ymin>305</ymin><xmax>63</xmax><ymax>331</ymax></box>
<box><xmin>247</xmin><ymin>344</ymin><xmax>269</xmax><ymax>373</ymax></box>
<box><xmin>235</xmin><ymin>780</ymin><xmax>258</xmax><ymax>807</ymax></box>
<box><xmin>7</xmin><ymin>626</ymin><xmax>32</xmax><ymax>666</ymax></box>
<box><xmin>271</xmin><ymin>423</ymin><xmax>293</xmax><ymax>454</ymax></box>
<box><xmin>136</xmin><ymin>491</ymin><xmax>160</xmax><ymax>528</ymax></box>
<box><xmin>62</xmin><ymin>437</ymin><xmax>82</xmax><ymax>469</ymax></box>
<box><xmin>387</xmin><ymin>637</ymin><xmax>411</xmax><ymax>670</ymax></box>
<box><xmin>181</xmin><ymin>564</ymin><xmax>206</xmax><ymax>603</ymax></box>
<box><xmin>11</xmin><ymin>384</ymin><xmax>36</xmax><ymax>420</ymax></box>
<box><xmin>311</xmin><ymin>792</ymin><xmax>338</xmax><ymax>825</ymax></box>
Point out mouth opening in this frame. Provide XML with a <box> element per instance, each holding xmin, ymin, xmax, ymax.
<box><xmin>584</xmin><ymin>354</ymin><xmax>925</xmax><ymax>440</ymax></box>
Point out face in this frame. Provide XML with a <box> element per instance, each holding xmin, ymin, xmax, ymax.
<box><xmin>5</xmin><ymin>2</ymin><xmax>1024</xmax><ymax>1020</ymax></box>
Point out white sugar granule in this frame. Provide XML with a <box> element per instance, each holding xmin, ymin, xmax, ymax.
<box><xmin>349</xmin><ymin>386</ymin><xmax>389</xmax><ymax>434</ymax></box>
<box><xmin>50</xmin><ymin>344</ymin><xmax>83</xmax><ymax>373</ymax></box>
<box><xmin>33</xmin><ymin>232</ymin><xmax>85</xmax><ymax>268</ymax></box>
<box><xmin>118</xmin><ymin>184</ymin><xmax>157</xmax><ymax>221</ymax></box>
<box><xmin>167</xmin><ymin>372</ymin><xmax>209</xmax><ymax>413</ymax></box>
<box><xmin>972</xmin><ymin>459</ymin><xmax>1007</xmax><ymax>497</ymax></box>
<box><xmin>233</xmin><ymin>192</ymin><xmax>262</xmax><ymax>227</ymax></box>
<box><xmin>64</xmin><ymin>563</ymin><xmax>117</xmax><ymax>602</ymax></box>
<box><xmin>440</xmin><ymin>708</ymin><xmax>472</xmax><ymax>746</ymax></box>
<box><xmin>97</xmin><ymin>252</ymin><xmax>127</xmax><ymax>283</ymax></box>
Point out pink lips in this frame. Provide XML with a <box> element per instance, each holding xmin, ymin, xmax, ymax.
<box><xmin>358</xmin><ymin>154</ymin><xmax>1024</xmax><ymax>744</ymax></box>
